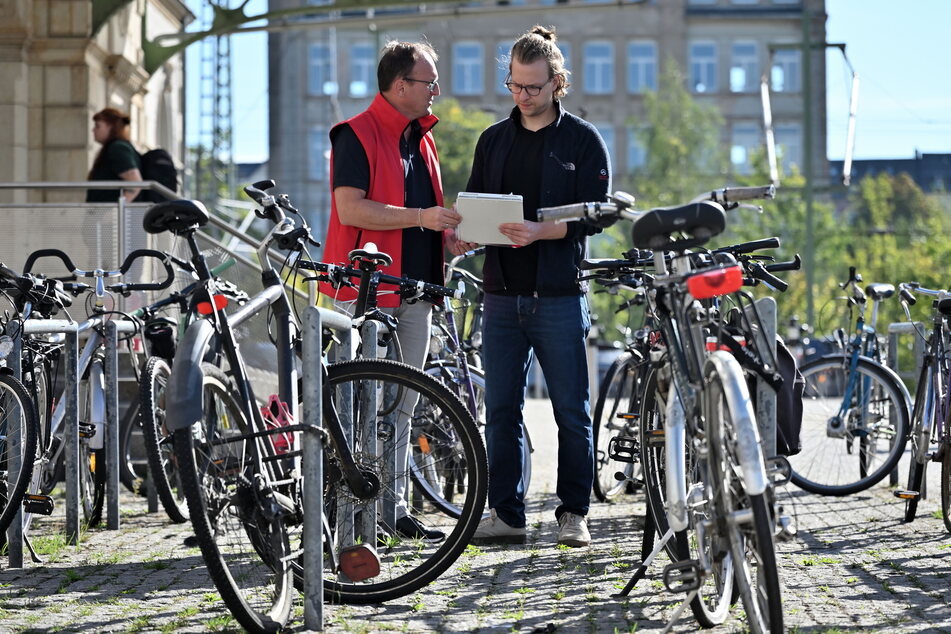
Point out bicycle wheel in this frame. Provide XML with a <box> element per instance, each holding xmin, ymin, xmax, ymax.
<box><xmin>20</xmin><ymin>355</ymin><xmax>55</xmax><ymax>533</ymax></box>
<box><xmin>941</xmin><ymin>439</ymin><xmax>951</xmax><ymax>533</ymax></box>
<box><xmin>140</xmin><ymin>356</ymin><xmax>188</xmax><ymax>523</ymax></box>
<box><xmin>638</xmin><ymin>367</ymin><xmax>668</xmax><ymax>541</ymax></box>
<box><xmin>703</xmin><ymin>354</ymin><xmax>782</xmax><ymax>633</ymax></box>
<box><xmin>0</xmin><ymin>374</ymin><xmax>40</xmax><ymax>535</ymax></box>
<box><xmin>903</xmin><ymin>356</ymin><xmax>933</xmax><ymax>522</ymax></box>
<box><xmin>790</xmin><ymin>354</ymin><xmax>909</xmax><ymax>496</ymax></box>
<box><xmin>79</xmin><ymin>366</ymin><xmax>107</xmax><ymax>528</ymax></box>
<box><xmin>322</xmin><ymin>358</ymin><xmax>486</xmax><ymax>604</ymax></box>
<box><xmin>592</xmin><ymin>351</ymin><xmax>643</xmax><ymax>502</ymax></box>
<box><xmin>118</xmin><ymin>400</ymin><xmax>146</xmax><ymax>496</ymax></box>
<box><xmin>173</xmin><ymin>364</ymin><xmax>293</xmax><ymax>633</ymax></box>
<box><xmin>416</xmin><ymin>362</ymin><xmax>527</xmax><ymax>517</ymax></box>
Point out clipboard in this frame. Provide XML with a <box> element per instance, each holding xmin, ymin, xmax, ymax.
<box><xmin>455</xmin><ymin>192</ymin><xmax>524</xmax><ymax>246</ymax></box>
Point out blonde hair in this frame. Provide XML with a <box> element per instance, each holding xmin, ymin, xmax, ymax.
<box><xmin>510</xmin><ymin>25</ymin><xmax>570</xmax><ymax>99</ymax></box>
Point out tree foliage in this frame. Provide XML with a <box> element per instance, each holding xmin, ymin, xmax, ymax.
<box><xmin>431</xmin><ymin>97</ymin><xmax>495</xmax><ymax>205</ymax></box>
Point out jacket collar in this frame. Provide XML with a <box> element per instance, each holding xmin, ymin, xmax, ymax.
<box><xmin>368</xmin><ymin>93</ymin><xmax>439</xmax><ymax>138</ymax></box>
<box><xmin>507</xmin><ymin>99</ymin><xmax>564</xmax><ymax>130</ymax></box>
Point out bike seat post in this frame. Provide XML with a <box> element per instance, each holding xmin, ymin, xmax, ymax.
<box><xmin>352</xmin><ymin>257</ymin><xmax>381</xmax><ymax>317</ymax></box>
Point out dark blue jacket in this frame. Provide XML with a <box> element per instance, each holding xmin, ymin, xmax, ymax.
<box><xmin>465</xmin><ymin>103</ymin><xmax>611</xmax><ymax>295</ymax></box>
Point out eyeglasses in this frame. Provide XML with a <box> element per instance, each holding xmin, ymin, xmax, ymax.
<box><xmin>403</xmin><ymin>77</ymin><xmax>439</xmax><ymax>93</ymax></box>
<box><xmin>503</xmin><ymin>76</ymin><xmax>552</xmax><ymax>96</ymax></box>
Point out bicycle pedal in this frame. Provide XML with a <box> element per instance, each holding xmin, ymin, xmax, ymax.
<box><xmin>338</xmin><ymin>543</ymin><xmax>381</xmax><ymax>582</ymax></box>
<box><xmin>662</xmin><ymin>560</ymin><xmax>702</xmax><ymax>593</ymax></box>
<box><xmin>616</xmin><ymin>411</ymin><xmax>639</xmax><ymax>420</ymax></box>
<box><xmin>893</xmin><ymin>489</ymin><xmax>920</xmax><ymax>500</ymax></box>
<box><xmin>78</xmin><ymin>422</ymin><xmax>97</xmax><ymax>439</ymax></box>
<box><xmin>608</xmin><ymin>436</ymin><xmax>639</xmax><ymax>464</ymax></box>
<box><xmin>775</xmin><ymin>514</ymin><xmax>797</xmax><ymax>541</ymax></box>
<box><xmin>22</xmin><ymin>494</ymin><xmax>54</xmax><ymax>516</ymax></box>
<box><xmin>644</xmin><ymin>429</ymin><xmax>665</xmax><ymax>446</ymax></box>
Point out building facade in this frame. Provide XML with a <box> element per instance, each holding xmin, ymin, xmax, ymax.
<box><xmin>0</xmin><ymin>0</ymin><xmax>192</xmax><ymax>203</ymax></box>
<box><xmin>268</xmin><ymin>0</ymin><xmax>828</xmax><ymax>236</ymax></box>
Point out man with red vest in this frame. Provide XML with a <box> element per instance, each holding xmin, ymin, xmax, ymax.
<box><xmin>321</xmin><ymin>41</ymin><xmax>461</xmax><ymax>543</ymax></box>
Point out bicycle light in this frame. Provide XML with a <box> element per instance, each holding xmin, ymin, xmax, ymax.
<box><xmin>686</xmin><ymin>266</ymin><xmax>743</xmax><ymax>300</ymax></box>
<box><xmin>196</xmin><ymin>294</ymin><xmax>229</xmax><ymax>315</ymax></box>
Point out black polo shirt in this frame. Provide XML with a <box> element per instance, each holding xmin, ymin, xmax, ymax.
<box><xmin>331</xmin><ymin>122</ymin><xmax>441</xmax><ymax>284</ymax></box>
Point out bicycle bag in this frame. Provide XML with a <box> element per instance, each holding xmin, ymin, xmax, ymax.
<box><xmin>774</xmin><ymin>338</ymin><xmax>804</xmax><ymax>456</ymax></box>
<box><xmin>134</xmin><ymin>148</ymin><xmax>178</xmax><ymax>202</ymax></box>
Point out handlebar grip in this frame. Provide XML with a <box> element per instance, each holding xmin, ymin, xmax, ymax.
<box><xmin>765</xmin><ymin>254</ymin><xmax>802</xmax><ymax>272</ymax></box>
<box><xmin>900</xmin><ymin>288</ymin><xmax>917</xmax><ymax>305</ymax></box>
<box><xmin>244</xmin><ymin>180</ymin><xmax>276</xmax><ymax>203</ymax></box>
<box><xmin>715</xmin><ymin>237</ymin><xmax>781</xmax><ymax>255</ymax></box>
<box><xmin>536</xmin><ymin>202</ymin><xmax>618</xmax><ymax>223</ymax></box>
<box><xmin>579</xmin><ymin>258</ymin><xmax>629</xmax><ymax>272</ymax></box>
<box><xmin>115</xmin><ymin>249</ymin><xmax>176</xmax><ymax>291</ymax></box>
<box><xmin>719</xmin><ymin>185</ymin><xmax>776</xmax><ymax>203</ymax></box>
<box><xmin>748</xmin><ymin>262</ymin><xmax>788</xmax><ymax>292</ymax></box>
<box><xmin>24</xmin><ymin>249</ymin><xmax>76</xmax><ymax>275</ymax></box>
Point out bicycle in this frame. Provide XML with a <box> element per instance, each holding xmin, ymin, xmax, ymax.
<box><xmin>790</xmin><ymin>267</ymin><xmax>911</xmax><ymax>496</ymax></box>
<box><xmin>539</xmin><ymin>185</ymin><xmax>785</xmax><ymax>633</ymax></box>
<box><xmin>8</xmin><ymin>249</ymin><xmax>173</xmax><ymax>530</ymax></box>
<box><xmin>147</xmin><ymin>181</ymin><xmax>486</xmax><ymax>632</ymax></box>
<box><xmin>894</xmin><ymin>282</ymin><xmax>951</xmax><ymax>525</ymax></box>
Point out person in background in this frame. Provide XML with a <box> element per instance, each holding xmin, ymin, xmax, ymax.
<box><xmin>86</xmin><ymin>108</ymin><xmax>142</xmax><ymax>203</ymax></box>
<box><xmin>458</xmin><ymin>25</ymin><xmax>611</xmax><ymax>548</ymax></box>
<box><xmin>319</xmin><ymin>40</ymin><xmax>462</xmax><ymax>543</ymax></box>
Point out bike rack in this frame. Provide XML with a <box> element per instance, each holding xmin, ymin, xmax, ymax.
<box><xmin>6</xmin><ymin>316</ymin><xmax>135</xmax><ymax>566</ymax></box>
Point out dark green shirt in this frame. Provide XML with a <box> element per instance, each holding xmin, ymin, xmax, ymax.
<box><xmin>86</xmin><ymin>139</ymin><xmax>141</xmax><ymax>202</ymax></box>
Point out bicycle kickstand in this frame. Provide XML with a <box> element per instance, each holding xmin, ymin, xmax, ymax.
<box><xmin>613</xmin><ymin>504</ymin><xmax>674</xmax><ymax>597</ymax></box>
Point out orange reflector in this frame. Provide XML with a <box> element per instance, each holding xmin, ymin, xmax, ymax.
<box><xmin>687</xmin><ymin>266</ymin><xmax>743</xmax><ymax>300</ymax></box>
<box><xmin>339</xmin><ymin>544</ymin><xmax>381</xmax><ymax>582</ymax></box>
<box><xmin>196</xmin><ymin>294</ymin><xmax>229</xmax><ymax>315</ymax></box>
<box><xmin>418</xmin><ymin>435</ymin><xmax>431</xmax><ymax>454</ymax></box>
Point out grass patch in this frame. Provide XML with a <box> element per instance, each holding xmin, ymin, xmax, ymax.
<box><xmin>800</xmin><ymin>555</ymin><xmax>840</xmax><ymax>566</ymax></box>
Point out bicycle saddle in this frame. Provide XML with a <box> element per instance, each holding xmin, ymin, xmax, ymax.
<box><xmin>865</xmin><ymin>283</ymin><xmax>895</xmax><ymax>301</ymax></box>
<box><xmin>143</xmin><ymin>200</ymin><xmax>210</xmax><ymax>235</ymax></box>
<box><xmin>630</xmin><ymin>200</ymin><xmax>726</xmax><ymax>251</ymax></box>
<box><xmin>348</xmin><ymin>243</ymin><xmax>393</xmax><ymax>268</ymax></box>
<box><xmin>938</xmin><ymin>297</ymin><xmax>951</xmax><ymax>316</ymax></box>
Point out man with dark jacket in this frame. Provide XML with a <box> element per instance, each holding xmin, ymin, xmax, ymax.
<box><xmin>457</xmin><ymin>26</ymin><xmax>610</xmax><ymax>547</ymax></box>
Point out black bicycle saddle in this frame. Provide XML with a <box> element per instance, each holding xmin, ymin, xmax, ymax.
<box><xmin>143</xmin><ymin>200</ymin><xmax>210</xmax><ymax>235</ymax></box>
<box><xmin>631</xmin><ymin>200</ymin><xmax>726</xmax><ymax>251</ymax></box>
<box><xmin>865</xmin><ymin>283</ymin><xmax>895</xmax><ymax>301</ymax></box>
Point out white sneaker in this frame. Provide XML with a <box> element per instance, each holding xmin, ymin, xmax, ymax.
<box><xmin>557</xmin><ymin>512</ymin><xmax>590</xmax><ymax>547</ymax></box>
<box><xmin>471</xmin><ymin>509</ymin><xmax>527</xmax><ymax>544</ymax></box>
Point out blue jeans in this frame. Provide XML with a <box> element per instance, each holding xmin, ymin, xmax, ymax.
<box><xmin>482</xmin><ymin>293</ymin><xmax>593</xmax><ymax>528</ymax></box>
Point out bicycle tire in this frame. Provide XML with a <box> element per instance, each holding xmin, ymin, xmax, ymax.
<box><xmin>118</xmin><ymin>400</ymin><xmax>146</xmax><ymax>496</ymax></box>
<box><xmin>941</xmin><ymin>439</ymin><xmax>951</xmax><ymax>533</ymax></box>
<box><xmin>322</xmin><ymin>358</ymin><xmax>487</xmax><ymax>604</ymax></box>
<box><xmin>173</xmin><ymin>364</ymin><xmax>293</xmax><ymax>633</ymax></box>
<box><xmin>139</xmin><ymin>356</ymin><xmax>188</xmax><ymax>523</ymax></box>
<box><xmin>80</xmin><ymin>368</ymin><xmax>107</xmax><ymax>528</ymax></box>
<box><xmin>415</xmin><ymin>362</ymin><xmax>528</xmax><ymax>518</ymax></box>
<box><xmin>0</xmin><ymin>374</ymin><xmax>40</xmax><ymax>535</ymax></box>
<box><xmin>704</xmin><ymin>354</ymin><xmax>782</xmax><ymax>633</ymax></box>
<box><xmin>592</xmin><ymin>351</ymin><xmax>641</xmax><ymax>502</ymax></box>
<box><xmin>638</xmin><ymin>367</ymin><xmax>671</xmax><ymax>552</ymax></box>
<box><xmin>21</xmin><ymin>357</ymin><xmax>54</xmax><ymax>532</ymax></box>
<box><xmin>790</xmin><ymin>354</ymin><xmax>909</xmax><ymax>496</ymax></box>
<box><xmin>903</xmin><ymin>357</ymin><xmax>933</xmax><ymax>523</ymax></box>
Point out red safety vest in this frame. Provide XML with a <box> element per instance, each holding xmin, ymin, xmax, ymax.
<box><xmin>319</xmin><ymin>94</ymin><xmax>444</xmax><ymax>307</ymax></box>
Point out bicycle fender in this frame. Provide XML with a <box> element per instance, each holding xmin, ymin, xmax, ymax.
<box><xmin>706</xmin><ymin>351</ymin><xmax>769</xmax><ymax>496</ymax></box>
<box><xmin>664</xmin><ymin>381</ymin><xmax>689</xmax><ymax>532</ymax></box>
<box><xmin>166</xmin><ymin>319</ymin><xmax>216</xmax><ymax>432</ymax></box>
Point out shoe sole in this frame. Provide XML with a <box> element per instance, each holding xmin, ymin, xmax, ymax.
<box><xmin>470</xmin><ymin>534</ymin><xmax>527</xmax><ymax>545</ymax></box>
<box><xmin>557</xmin><ymin>538</ymin><xmax>590</xmax><ymax>548</ymax></box>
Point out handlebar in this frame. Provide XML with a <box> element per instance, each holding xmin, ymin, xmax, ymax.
<box><xmin>692</xmin><ymin>185</ymin><xmax>776</xmax><ymax>206</ymax></box>
<box><xmin>22</xmin><ymin>248</ymin><xmax>175</xmax><ymax>294</ymax></box>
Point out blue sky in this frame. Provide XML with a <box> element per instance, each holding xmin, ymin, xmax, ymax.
<box><xmin>182</xmin><ymin>0</ymin><xmax>950</xmax><ymax>163</ymax></box>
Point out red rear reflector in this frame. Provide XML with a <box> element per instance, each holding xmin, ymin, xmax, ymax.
<box><xmin>339</xmin><ymin>544</ymin><xmax>381</xmax><ymax>581</ymax></box>
<box><xmin>196</xmin><ymin>294</ymin><xmax>229</xmax><ymax>315</ymax></box>
<box><xmin>687</xmin><ymin>266</ymin><xmax>743</xmax><ymax>299</ymax></box>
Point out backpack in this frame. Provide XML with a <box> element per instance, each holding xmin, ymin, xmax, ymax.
<box><xmin>134</xmin><ymin>148</ymin><xmax>178</xmax><ymax>203</ymax></box>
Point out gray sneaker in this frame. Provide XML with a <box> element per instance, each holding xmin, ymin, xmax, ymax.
<box><xmin>471</xmin><ymin>509</ymin><xmax>527</xmax><ymax>544</ymax></box>
<box><xmin>557</xmin><ymin>512</ymin><xmax>590</xmax><ymax>547</ymax></box>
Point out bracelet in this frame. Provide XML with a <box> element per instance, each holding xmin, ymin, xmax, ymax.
<box><xmin>417</xmin><ymin>207</ymin><xmax>423</xmax><ymax>230</ymax></box>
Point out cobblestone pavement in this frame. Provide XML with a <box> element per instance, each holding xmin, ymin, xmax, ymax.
<box><xmin>2</xmin><ymin>399</ymin><xmax>950</xmax><ymax>633</ymax></box>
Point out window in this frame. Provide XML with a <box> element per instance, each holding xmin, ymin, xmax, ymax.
<box><xmin>559</xmin><ymin>42</ymin><xmax>572</xmax><ymax>72</ymax></box>
<box><xmin>730</xmin><ymin>41</ymin><xmax>758</xmax><ymax>93</ymax></box>
<box><xmin>496</xmin><ymin>42</ymin><xmax>510</xmax><ymax>95</ymax></box>
<box><xmin>627</xmin><ymin>41</ymin><xmax>657</xmax><ymax>93</ymax></box>
<box><xmin>731</xmin><ymin>0</ymin><xmax>759</xmax><ymax>4</ymax></box>
<box><xmin>689</xmin><ymin>41</ymin><xmax>717</xmax><ymax>93</ymax></box>
<box><xmin>453</xmin><ymin>42</ymin><xmax>484</xmax><ymax>95</ymax></box>
<box><xmin>775</xmin><ymin>122</ymin><xmax>802</xmax><ymax>172</ymax></box>
<box><xmin>594</xmin><ymin>123</ymin><xmax>615</xmax><ymax>168</ymax></box>
<box><xmin>583</xmin><ymin>41</ymin><xmax>614</xmax><ymax>94</ymax></box>
<box><xmin>771</xmin><ymin>49</ymin><xmax>801</xmax><ymax>92</ymax></box>
<box><xmin>309</xmin><ymin>128</ymin><xmax>330</xmax><ymax>181</ymax></box>
<box><xmin>627</xmin><ymin>126</ymin><xmax>647</xmax><ymax>170</ymax></box>
<box><xmin>730</xmin><ymin>122</ymin><xmax>760</xmax><ymax>174</ymax></box>
<box><xmin>308</xmin><ymin>43</ymin><xmax>337</xmax><ymax>95</ymax></box>
<box><xmin>349</xmin><ymin>43</ymin><xmax>374</xmax><ymax>97</ymax></box>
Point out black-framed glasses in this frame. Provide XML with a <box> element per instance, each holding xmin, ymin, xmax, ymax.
<box><xmin>403</xmin><ymin>77</ymin><xmax>439</xmax><ymax>92</ymax></box>
<box><xmin>503</xmin><ymin>75</ymin><xmax>552</xmax><ymax>96</ymax></box>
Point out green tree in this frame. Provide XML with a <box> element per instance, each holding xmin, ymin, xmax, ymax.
<box><xmin>431</xmin><ymin>98</ymin><xmax>494</xmax><ymax>204</ymax></box>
